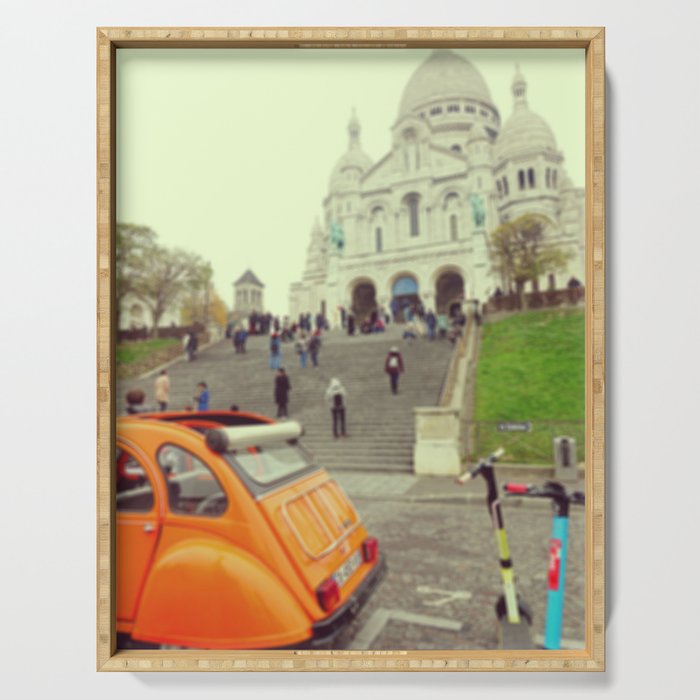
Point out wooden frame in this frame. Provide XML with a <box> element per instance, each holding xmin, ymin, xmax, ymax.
<box><xmin>97</xmin><ymin>26</ymin><xmax>605</xmax><ymax>672</ymax></box>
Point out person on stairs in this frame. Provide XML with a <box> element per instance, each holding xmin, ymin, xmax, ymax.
<box><xmin>325</xmin><ymin>377</ymin><xmax>348</xmax><ymax>438</ymax></box>
<box><xmin>384</xmin><ymin>346</ymin><xmax>405</xmax><ymax>395</ymax></box>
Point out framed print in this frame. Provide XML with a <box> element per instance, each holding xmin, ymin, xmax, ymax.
<box><xmin>97</xmin><ymin>27</ymin><xmax>605</xmax><ymax>672</ymax></box>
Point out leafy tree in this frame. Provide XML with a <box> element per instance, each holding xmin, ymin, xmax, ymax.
<box><xmin>115</xmin><ymin>223</ymin><xmax>157</xmax><ymax>328</ymax></box>
<box><xmin>490</xmin><ymin>214</ymin><xmax>572</xmax><ymax>303</ymax></box>
<box><xmin>181</xmin><ymin>284</ymin><xmax>228</xmax><ymax>328</ymax></box>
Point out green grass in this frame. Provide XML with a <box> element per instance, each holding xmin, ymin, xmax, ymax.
<box><xmin>116</xmin><ymin>338</ymin><xmax>181</xmax><ymax>378</ymax></box>
<box><xmin>472</xmin><ymin>308</ymin><xmax>585</xmax><ymax>463</ymax></box>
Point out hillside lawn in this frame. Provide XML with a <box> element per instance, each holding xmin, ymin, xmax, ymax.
<box><xmin>116</xmin><ymin>338</ymin><xmax>181</xmax><ymax>379</ymax></box>
<box><xmin>472</xmin><ymin>307</ymin><xmax>585</xmax><ymax>463</ymax></box>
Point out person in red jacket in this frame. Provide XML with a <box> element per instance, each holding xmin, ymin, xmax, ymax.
<box><xmin>384</xmin><ymin>346</ymin><xmax>404</xmax><ymax>395</ymax></box>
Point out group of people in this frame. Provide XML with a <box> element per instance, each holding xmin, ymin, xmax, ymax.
<box><xmin>269</xmin><ymin>328</ymin><xmax>323</xmax><ymax>370</ymax></box>
<box><xmin>124</xmin><ymin>370</ymin><xmax>209</xmax><ymax>414</ymax></box>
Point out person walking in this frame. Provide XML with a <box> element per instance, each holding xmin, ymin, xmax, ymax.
<box><xmin>185</xmin><ymin>331</ymin><xmax>198</xmax><ymax>361</ymax></box>
<box><xmin>193</xmin><ymin>381</ymin><xmax>209</xmax><ymax>411</ymax></box>
<box><xmin>274</xmin><ymin>368</ymin><xmax>291</xmax><ymax>418</ymax></box>
<box><xmin>295</xmin><ymin>331</ymin><xmax>309</xmax><ymax>369</ymax></box>
<box><xmin>325</xmin><ymin>377</ymin><xmax>348</xmax><ymax>438</ymax></box>
<box><xmin>269</xmin><ymin>332</ymin><xmax>281</xmax><ymax>370</ymax></box>
<box><xmin>426</xmin><ymin>310</ymin><xmax>437</xmax><ymax>340</ymax></box>
<box><xmin>154</xmin><ymin>369</ymin><xmax>170</xmax><ymax>411</ymax></box>
<box><xmin>308</xmin><ymin>330</ymin><xmax>322</xmax><ymax>368</ymax></box>
<box><xmin>384</xmin><ymin>346</ymin><xmax>404</xmax><ymax>395</ymax></box>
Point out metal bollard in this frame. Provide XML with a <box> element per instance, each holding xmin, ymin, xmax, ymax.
<box><xmin>553</xmin><ymin>436</ymin><xmax>578</xmax><ymax>483</ymax></box>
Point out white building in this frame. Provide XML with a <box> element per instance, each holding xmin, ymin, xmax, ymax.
<box><xmin>289</xmin><ymin>50</ymin><xmax>585</xmax><ymax>323</ymax></box>
<box><xmin>233</xmin><ymin>269</ymin><xmax>265</xmax><ymax>315</ymax></box>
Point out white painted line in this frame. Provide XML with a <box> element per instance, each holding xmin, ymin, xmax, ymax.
<box><xmin>416</xmin><ymin>585</ymin><xmax>473</xmax><ymax>606</ymax></box>
<box><xmin>348</xmin><ymin>608</ymin><xmax>463</xmax><ymax>650</ymax></box>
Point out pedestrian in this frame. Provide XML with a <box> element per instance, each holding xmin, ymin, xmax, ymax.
<box><xmin>193</xmin><ymin>381</ymin><xmax>209</xmax><ymax>411</ymax></box>
<box><xmin>426</xmin><ymin>310</ymin><xmax>437</xmax><ymax>340</ymax></box>
<box><xmin>325</xmin><ymin>377</ymin><xmax>348</xmax><ymax>438</ymax></box>
<box><xmin>295</xmin><ymin>331</ymin><xmax>309</xmax><ymax>369</ymax></box>
<box><xmin>274</xmin><ymin>368</ymin><xmax>291</xmax><ymax>418</ymax></box>
<box><xmin>269</xmin><ymin>332</ymin><xmax>281</xmax><ymax>370</ymax></box>
<box><xmin>185</xmin><ymin>331</ymin><xmax>198</xmax><ymax>361</ymax></box>
<box><xmin>384</xmin><ymin>346</ymin><xmax>404</xmax><ymax>395</ymax></box>
<box><xmin>347</xmin><ymin>313</ymin><xmax>355</xmax><ymax>336</ymax></box>
<box><xmin>153</xmin><ymin>369</ymin><xmax>170</xmax><ymax>411</ymax></box>
<box><xmin>309</xmin><ymin>330</ymin><xmax>322</xmax><ymax>368</ymax></box>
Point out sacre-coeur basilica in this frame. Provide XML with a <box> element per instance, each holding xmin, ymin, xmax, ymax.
<box><xmin>289</xmin><ymin>49</ymin><xmax>585</xmax><ymax>322</ymax></box>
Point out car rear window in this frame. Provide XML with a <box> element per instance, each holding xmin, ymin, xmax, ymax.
<box><xmin>224</xmin><ymin>443</ymin><xmax>315</xmax><ymax>486</ymax></box>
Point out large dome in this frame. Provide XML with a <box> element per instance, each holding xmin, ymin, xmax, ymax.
<box><xmin>398</xmin><ymin>50</ymin><xmax>496</xmax><ymax>117</ymax></box>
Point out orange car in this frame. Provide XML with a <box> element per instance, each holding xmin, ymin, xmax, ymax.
<box><xmin>116</xmin><ymin>410</ymin><xmax>386</xmax><ymax>649</ymax></box>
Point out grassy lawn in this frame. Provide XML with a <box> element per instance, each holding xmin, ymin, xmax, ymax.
<box><xmin>472</xmin><ymin>308</ymin><xmax>585</xmax><ymax>463</ymax></box>
<box><xmin>117</xmin><ymin>338</ymin><xmax>181</xmax><ymax>378</ymax></box>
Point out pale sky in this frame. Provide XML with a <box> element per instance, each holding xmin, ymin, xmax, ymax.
<box><xmin>117</xmin><ymin>48</ymin><xmax>585</xmax><ymax>315</ymax></box>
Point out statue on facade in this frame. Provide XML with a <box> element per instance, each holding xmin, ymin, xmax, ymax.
<box><xmin>330</xmin><ymin>221</ymin><xmax>345</xmax><ymax>253</ymax></box>
<box><xmin>469</xmin><ymin>193</ymin><xmax>486</xmax><ymax>228</ymax></box>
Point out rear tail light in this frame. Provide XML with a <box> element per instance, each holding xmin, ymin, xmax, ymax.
<box><xmin>316</xmin><ymin>577</ymin><xmax>340</xmax><ymax>612</ymax></box>
<box><xmin>362</xmin><ymin>537</ymin><xmax>379</xmax><ymax>563</ymax></box>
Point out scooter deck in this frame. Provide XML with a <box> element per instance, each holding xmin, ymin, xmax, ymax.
<box><xmin>499</xmin><ymin>621</ymin><xmax>535</xmax><ymax>650</ymax></box>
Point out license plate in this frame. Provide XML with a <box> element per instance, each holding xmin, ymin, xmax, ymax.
<box><xmin>332</xmin><ymin>550</ymin><xmax>362</xmax><ymax>588</ymax></box>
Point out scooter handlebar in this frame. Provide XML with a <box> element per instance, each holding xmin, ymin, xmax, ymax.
<box><xmin>455</xmin><ymin>448</ymin><xmax>506</xmax><ymax>484</ymax></box>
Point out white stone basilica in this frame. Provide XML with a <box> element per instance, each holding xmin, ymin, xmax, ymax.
<box><xmin>289</xmin><ymin>50</ymin><xmax>585</xmax><ymax>323</ymax></box>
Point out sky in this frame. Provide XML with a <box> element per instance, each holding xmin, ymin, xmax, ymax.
<box><xmin>117</xmin><ymin>48</ymin><xmax>585</xmax><ymax>315</ymax></box>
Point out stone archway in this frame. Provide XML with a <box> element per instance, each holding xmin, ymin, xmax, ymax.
<box><xmin>435</xmin><ymin>271</ymin><xmax>465</xmax><ymax>316</ymax></box>
<box><xmin>351</xmin><ymin>280</ymin><xmax>378</xmax><ymax>322</ymax></box>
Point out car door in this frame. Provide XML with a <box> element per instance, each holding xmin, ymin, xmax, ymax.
<box><xmin>116</xmin><ymin>442</ymin><xmax>162</xmax><ymax>622</ymax></box>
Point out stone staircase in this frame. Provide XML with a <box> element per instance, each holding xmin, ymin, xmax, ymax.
<box><xmin>118</xmin><ymin>326</ymin><xmax>454</xmax><ymax>472</ymax></box>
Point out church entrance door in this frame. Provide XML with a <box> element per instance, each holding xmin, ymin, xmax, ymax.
<box><xmin>435</xmin><ymin>272</ymin><xmax>465</xmax><ymax>317</ymax></box>
<box><xmin>391</xmin><ymin>276</ymin><xmax>420</xmax><ymax>322</ymax></box>
<box><xmin>351</xmin><ymin>282</ymin><xmax>378</xmax><ymax>323</ymax></box>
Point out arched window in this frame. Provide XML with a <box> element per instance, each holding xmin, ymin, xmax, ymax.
<box><xmin>528</xmin><ymin>168</ymin><xmax>535</xmax><ymax>188</ymax></box>
<box><xmin>545</xmin><ymin>168</ymin><xmax>551</xmax><ymax>187</ymax></box>
<box><xmin>502</xmin><ymin>177</ymin><xmax>509</xmax><ymax>196</ymax></box>
<box><xmin>405</xmin><ymin>194</ymin><xmax>420</xmax><ymax>237</ymax></box>
<box><xmin>449</xmin><ymin>214</ymin><xmax>458</xmax><ymax>241</ymax></box>
<box><xmin>375</xmin><ymin>227</ymin><xmax>383</xmax><ymax>252</ymax></box>
<box><xmin>465</xmin><ymin>104</ymin><xmax>476</xmax><ymax>114</ymax></box>
<box><xmin>518</xmin><ymin>170</ymin><xmax>525</xmax><ymax>190</ymax></box>
<box><xmin>430</xmin><ymin>106</ymin><xmax>443</xmax><ymax>116</ymax></box>
<box><xmin>447</xmin><ymin>104</ymin><xmax>460</xmax><ymax>113</ymax></box>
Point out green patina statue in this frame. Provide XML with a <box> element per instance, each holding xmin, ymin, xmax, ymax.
<box><xmin>330</xmin><ymin>221</ymin><xmax>345</xmax><ymax>253</ymax></box>
<box><xmin>469</xmin><ymin>193</ymin><xmax>486</xmax><ymax>228</ymax></box>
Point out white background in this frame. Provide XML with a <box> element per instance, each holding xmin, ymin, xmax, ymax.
<box><xmin>0</xmin><ymin>1</ymin><xmax>697</xmax><ymax>697</ymax></box>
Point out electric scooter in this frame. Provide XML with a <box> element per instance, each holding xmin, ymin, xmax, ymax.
<box><xmin>502</xmin><ymin>480</ymin><xmax>584</xmax><ymax>650</ymax></box>
<box><xmin>456</xmin><ymin>448</ymin><xmax>533</xmax><ymax>650</ymax></box>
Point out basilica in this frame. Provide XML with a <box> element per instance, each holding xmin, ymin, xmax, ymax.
<box><xmin>289</xmin><ymin>49</ymin><xmax>585</xmax><ymax>323</ymax></box>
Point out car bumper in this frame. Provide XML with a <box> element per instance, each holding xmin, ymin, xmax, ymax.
<box><xmin>308</xmin><ymin>554</ymin><xmax>387</xmax><ymax>648</ymax></box>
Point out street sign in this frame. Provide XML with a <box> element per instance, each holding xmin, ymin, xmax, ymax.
<box><xmin>497</xmin><ymin>421</ymin><xmax>532</xmax><ymax>432</ymax></box>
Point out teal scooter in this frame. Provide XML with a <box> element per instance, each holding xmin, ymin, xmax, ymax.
<box><xmin>503</xmin><ymin>480</ymin><xmax>584</xmax><ymax>650</ymax></box>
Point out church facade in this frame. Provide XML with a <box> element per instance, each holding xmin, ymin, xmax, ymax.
<box><xmin>289</xmin><ymin>50</ymin><xmax>585</xmax><ymax>323</ymax></box>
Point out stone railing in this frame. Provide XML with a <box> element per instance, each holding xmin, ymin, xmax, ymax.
<box><xmin>413</xmin><ymin>320</ymin><xmax>478</xmax><ymax>476</ymax></box>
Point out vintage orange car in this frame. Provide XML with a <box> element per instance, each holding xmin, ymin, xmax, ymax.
<box><xmin>116</xmin><ymin>410</ymin><xmax>386</xmax><ymax>649</ymax></box>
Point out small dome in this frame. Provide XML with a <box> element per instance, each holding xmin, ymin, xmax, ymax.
<box><xmin>328</xmin><ymin>110</ymin><xmax>373</xmax><ymax>193</ymax></box>
<box><xmin>494</xmin><ymin>67</ymin><xmax>558</xmax><ymax>163</ymax></box>
<box><xmin>398</xmin><ymin>50</ymin><xmax>496</xmax><ymax>117</ymax></box>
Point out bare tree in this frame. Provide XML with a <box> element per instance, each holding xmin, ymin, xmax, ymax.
<box><xmin>115</xmin><ymin>223</ymin><xmax>157</xmax><ymax>328</ymax></box>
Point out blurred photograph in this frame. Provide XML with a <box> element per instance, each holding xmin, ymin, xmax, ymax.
<box><xmin>115</xmin><ymin>47</ymin><xmax>586</xmax><ymax>651</ymax></box>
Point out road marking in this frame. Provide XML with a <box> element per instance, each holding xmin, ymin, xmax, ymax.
<box><xmin>349</xmin><ymin>608</ymin><xmax>463</xmax><ymax>650</ymax></box>
<box><xmin>416</xmin><ymin>585</ymin><xmax>473</xmax><ymax>606</ymax></box>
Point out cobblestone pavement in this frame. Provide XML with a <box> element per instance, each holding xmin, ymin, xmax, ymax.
<box><xmin>330</xmin><ymin>473</ymin><xmax>586</xmax><ymax>651</ymax></box>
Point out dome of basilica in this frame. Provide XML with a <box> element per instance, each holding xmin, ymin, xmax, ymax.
<box><xmin>398</xmin><ymin>49</ymin><xmax>496</xmax><ymax>117</ymax></box>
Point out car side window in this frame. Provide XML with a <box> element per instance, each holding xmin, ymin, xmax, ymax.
<box><xmin>157</xmin><ymin>445</ymin><xmax>228</xmax><ymax>517</ymax></box>
<box><xmin>116</xmin><ymin>448</ymin><xmax>154</xmax><ymax>512</ymax></box>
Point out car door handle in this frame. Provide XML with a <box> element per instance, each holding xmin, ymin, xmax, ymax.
<box><xmin>143</xmin><ymin>523</ymin><xmax>156</xmax><ymax>533</ymax></box>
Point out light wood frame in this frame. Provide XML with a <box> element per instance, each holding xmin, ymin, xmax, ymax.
<box><xmin>97</xmin><ymin>26</ymin><xmax>605</xmax><ymax>672</ymax></box>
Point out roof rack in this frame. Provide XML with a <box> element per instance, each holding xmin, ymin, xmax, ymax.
<box><xmin>206</xmin><ymin>421</ymin><xmax>304</xmax><ymax>453</ymax></box>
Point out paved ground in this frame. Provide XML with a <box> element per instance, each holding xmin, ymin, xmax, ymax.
<box><xmin>331</xmin><ymin>470</ymin><xmax>586</xmax><ymax>650</ymax></box>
